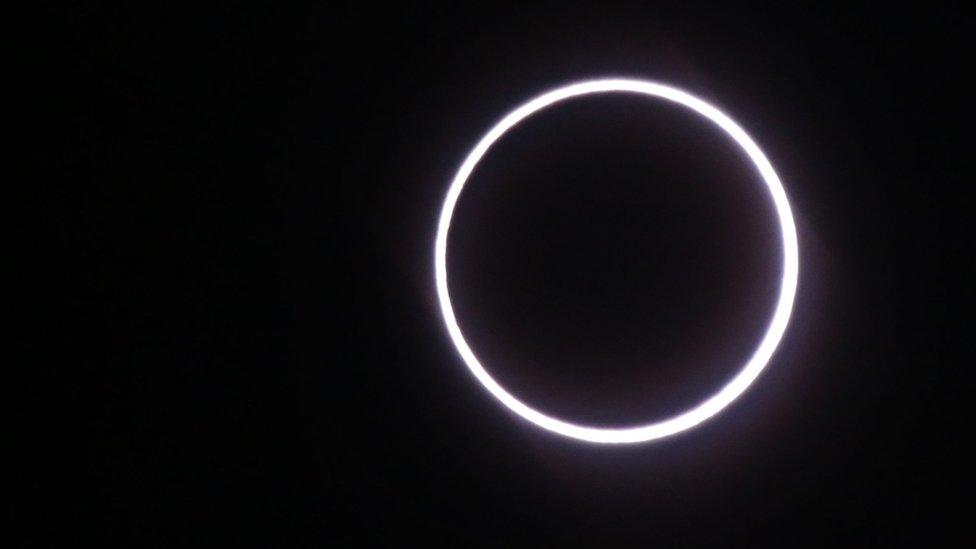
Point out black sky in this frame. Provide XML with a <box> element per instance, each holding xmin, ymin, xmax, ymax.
<box><xmin>30</xmin><ymin>3</ymin><xmax>969</xmax><ymax>546</ymax></box>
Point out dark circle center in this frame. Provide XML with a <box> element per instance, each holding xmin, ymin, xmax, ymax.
<box><xmin>447</xmin><ymin>93</ymin><xmax>782</xmax><ymax>426</ymax></box>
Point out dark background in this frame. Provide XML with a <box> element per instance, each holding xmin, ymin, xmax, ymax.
<box><xmin>30</xmin><ymin>2</ymin><xmax>968</xmax><ymax>546</ymax></box>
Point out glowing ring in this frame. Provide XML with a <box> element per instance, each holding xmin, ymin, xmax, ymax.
<box><xmin>434</xmin><ymin>79</ymin><xmax>799</xmax><ymax>444</ymax></box>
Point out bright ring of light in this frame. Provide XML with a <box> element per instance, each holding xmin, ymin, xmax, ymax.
<box><xmin>434</xmin><ymin>79</ymin><xmax>799</xmax><ymax>444</ymax></box>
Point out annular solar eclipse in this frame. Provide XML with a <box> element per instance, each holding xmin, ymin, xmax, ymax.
<box><xmin>434</xmin><ymin>79</ymin><xmax>799</xmax><ymax>444</ymax></box>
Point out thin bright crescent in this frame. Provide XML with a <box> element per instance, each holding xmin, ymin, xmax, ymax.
<box><xmin>434</xmin><ymin>78</ymin><xmax>799</xmax><ymax>444</ymax></box>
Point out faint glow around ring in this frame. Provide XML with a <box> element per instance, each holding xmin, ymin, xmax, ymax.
<box><xmin>434</xmin><ymin>79</ymin><xmax>799</xmax><ymax>444</ymax></box>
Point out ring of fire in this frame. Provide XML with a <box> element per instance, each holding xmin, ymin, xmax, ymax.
<box><xmin>434</xmin><ymin>79</ymin><xmax>799</xmax><ymax>444</ymax></box>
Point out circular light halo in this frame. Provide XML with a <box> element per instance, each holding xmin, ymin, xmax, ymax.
<box><xmin>434</xmin><ymin>78</ymin><xmax>799</xmax><ymax>444</ymax></box>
